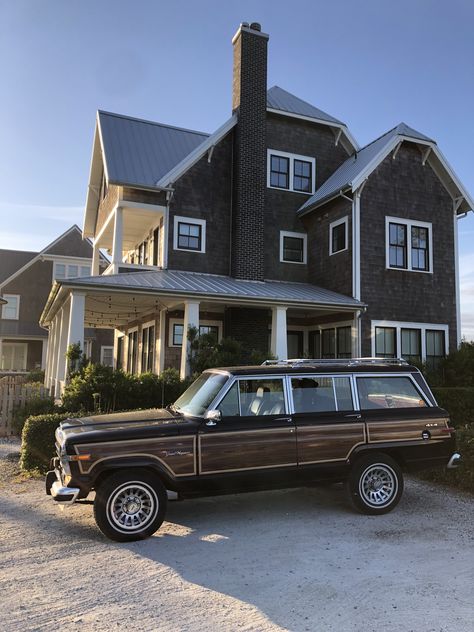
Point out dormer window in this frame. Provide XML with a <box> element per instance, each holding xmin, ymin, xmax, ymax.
<box><xmin>267</xmin><ymin>150</ymin><xmax>315</xmax><ymax>194</ymax></box>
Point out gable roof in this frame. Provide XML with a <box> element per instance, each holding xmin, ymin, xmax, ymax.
<box><xmin>0</xmin><ymin>225</ymin><xmax>102</xmax><ymax>290</ymax></box>
<box><xmin>98</xmin><ymin>111</ymin><xmax>209</xmax><ymax>189</ymax></box>
<box><xmin>0</xmin><ymin>250</ymin><xmax>37</xmax><ymax>284</ymax></box>
<box><xmin>267</xmin><ymin>86</ymin><xmax>344</xmax><ymax>126</ymax></box>
<box><xmin>298</xmin><ymin>123</ymin><xmax>474</xmax><ymax>216</ymax></box>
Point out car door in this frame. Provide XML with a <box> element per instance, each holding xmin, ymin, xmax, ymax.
<box><xmin>290</xmin><ymin>374</ymin><xmax>366</xmax><ymax>465</ymax></box>
<box><xmin>198</xmin><ymin>376</ymin><xmax>297</xmax><ymax>475</ymax></box>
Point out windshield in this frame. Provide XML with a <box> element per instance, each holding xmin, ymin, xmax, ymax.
<box><xmin>172</xmin><ymin>372</ymin><xmax>229</xmax><ymax>417</ymax></box>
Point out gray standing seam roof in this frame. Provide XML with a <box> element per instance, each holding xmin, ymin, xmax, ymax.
<box><xmin>63</xmin><ymin>269</ymin><xmax>363</xmax><ymax>308</ymax></box>
<box><xmin>98</xmin><ymin>111</ymin><xmax>209</xmax><ymax>188</ymax></box>
<box><xmin>298</xmin><ymin>123</ymin><xmax>436</xmax><ymax>214</ymax></box>
<box><xmin>267</xmin><ymin>86</ymin><xmax>345</xmax><ymax>126</ymax></box>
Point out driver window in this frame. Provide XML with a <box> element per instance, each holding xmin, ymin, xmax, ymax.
<box><xmin>217</xmin><ymin>382</ymin><xmax>240</xmax><ymax>417</ymax></box>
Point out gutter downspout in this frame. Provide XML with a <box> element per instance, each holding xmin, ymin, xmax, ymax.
<box><xmin>352</xmin><ymin>181</ymin><xmax>367</xmax><ymax>356</ymax></box>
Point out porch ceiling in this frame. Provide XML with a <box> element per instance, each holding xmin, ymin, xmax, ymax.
<box><xmin>97</xmin><ymin>206</ymin><xmax>164</xmax><ymax>251</ymax></box>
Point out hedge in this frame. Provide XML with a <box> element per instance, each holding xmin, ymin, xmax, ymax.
<box><xmin>20</xmin><ymin>412</ymin><xmax>85</xmax><ymax>474</ymax></box>
<box><xmin>431</xmin><ymin>387</ymin><xmax>474</xmax><ymax>428</ymax></box>
<box><xmin>417</xmin><ymin>424</ymin><xmax>474</xmax><ymax>494</ymax></box>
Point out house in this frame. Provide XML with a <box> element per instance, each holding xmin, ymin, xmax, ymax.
<box><xmin>0</xmin><ymin>225</ymin><xmax>113</xmax><ymax>375</ymax></box>
<box><xmin>41</xmin><ymin>22</ymin><xmax>473</xmax><ymax>395</ymax></box>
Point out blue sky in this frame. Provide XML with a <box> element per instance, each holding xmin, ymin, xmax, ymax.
<box><xmin>0</xmin><ymin>0</ymin><xmax>473</xmax><ymax>334</ymax></box>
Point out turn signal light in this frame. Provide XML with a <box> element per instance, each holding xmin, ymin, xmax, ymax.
<box><xmin>69</xmin><ymin>454</ymin><xmax>91</xmax><ymax>461</ymax></box>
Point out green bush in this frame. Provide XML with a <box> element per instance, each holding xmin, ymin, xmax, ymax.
<box><xmin>24</xmin><ymin>369</ymin><xmax>45</xmax><ymax>384</ymax></box>
<box><xmin>61</xmin><ymin>364</ymin><xmax>190</xmax><ymax>413</ymax></box>
<box><xmin>20</xmin><ymin>412</ymin><xmax>77</xmax><ymax>473</ymax></box>
<box><xmin>418</xmin><ymin>424</ymin><xmax>474</xmax><ymax>494</ymax></box>
<box><xmin>12</xmin><ymin>396</ymin><xmax>60</xmax><ymax>435</ymax></box>
<box><xmin>432</xmin><ymin>387</ymin><xmax>474</xmax><ymax>428</ymax></box>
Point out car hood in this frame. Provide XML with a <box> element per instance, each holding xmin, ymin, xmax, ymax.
<box><xmin>58</xmin><ymin>408</ymin><xmax>199</xmax><ymax>446</ymax></box>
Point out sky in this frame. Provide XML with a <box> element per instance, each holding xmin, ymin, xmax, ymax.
<box><xmin>0</xmin><ymin>0</ymin><xmax>473</xmax><ymax>335</ymax></box>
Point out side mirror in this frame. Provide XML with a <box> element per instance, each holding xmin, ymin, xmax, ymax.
<box><xmin>204</xmin><ymin>409</ymin><xmax>221</xmax><ymax>426</ymax></box>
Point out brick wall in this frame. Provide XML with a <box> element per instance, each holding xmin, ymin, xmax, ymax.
<box><xmin>224</xmin><ymin>307</ymin><xmax>270</xmax><ymax>361</ymax></box>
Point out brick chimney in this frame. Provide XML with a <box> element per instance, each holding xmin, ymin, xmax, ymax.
<box><xmin>231</xmin><ymin>22</ymin><xmax>269</xmax><ymax>281</ymax></box>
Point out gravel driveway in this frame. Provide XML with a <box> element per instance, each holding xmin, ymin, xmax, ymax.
<box><xmin>0</xmin><ymin>441</ymin><xmax>473</xmax><ymax>632</ymax></box>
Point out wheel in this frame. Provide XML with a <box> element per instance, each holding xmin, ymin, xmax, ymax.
<box><xmin>345</xmin><ymin>453</ymin><xmax>403</xmax><ymax>515</ymax></box>
<box><xmin>94</xmin><ymin>470</ymin><xmax>167</xmax><ymax>542</ymax></box>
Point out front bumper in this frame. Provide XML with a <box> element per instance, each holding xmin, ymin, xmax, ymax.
<box><xmin>447</xmin><ymin>452</ymin><xmax>462</xmax><ymax>469</ymax></box>
<box><xmin>46</xmin><ymin>468</ymin><xmax>80</xmax><ymax>504</ymax></box>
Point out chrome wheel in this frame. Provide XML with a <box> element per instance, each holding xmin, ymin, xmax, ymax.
<box><xmin>107</xmin><ymin>482</ymin><xmax>158</xmax><ymax>533</ymax></box>
<box><xmin>359</xmin><ymin>463</ymin><xmax>398</xmax><ymax>507</ymax></box>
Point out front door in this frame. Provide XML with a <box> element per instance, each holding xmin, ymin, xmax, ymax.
<box><xmin>198</xmin><ymin>376</ymin><xmax>297</xmax><ymax>475</ymax></box>
<box><xmin>289</xmin><ymin>374</ymin><xmax>365</xmax><ymax>465</ymax></box>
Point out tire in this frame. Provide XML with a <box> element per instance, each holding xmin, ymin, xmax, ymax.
<box><xmin>94</xmin><ymin>470</ymin><xmax>167</xmax><ymax>542</ymax></box>
<box><xmin>345</xmin><ymin>453</ymin><xmax>403</xmax><ymax>515</ymax></box>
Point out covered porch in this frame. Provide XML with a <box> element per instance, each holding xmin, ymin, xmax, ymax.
<box><xmin>41</xmin><ymin>269</ymin><xmax>364</xmax><ymax>396</ymax></box>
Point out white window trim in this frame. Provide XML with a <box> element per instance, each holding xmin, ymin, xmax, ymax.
<box><xmin>0</xmin><ymin>341</ymin><xmax>28</xmax><ymax>371</ymax></box>
<box><xmin>100</xmin><ymin>345</ymin><xmax>114</xmax><ymax>366</ymax></box>
<box><xmin>173</xmin><ymin>215</ymin><xmax>206</xmax><ymax>254</ymax></box>
<box><xmin>385</xmin><ymin>216</ymin><xmax>433</xmax><ymax>274</ymax></box>
<box><xmin>1</xmin><ymin>294</ymin><xmax>20</xmax><ymax>320</ymax></box>
<box><xmin>370</xmin><ymin>320</ymin><xmax>448</xmax><ymax>362</ymax></box>
<box><xmin>267</xmin><ymin>149</ymin><xmax>316</xmax><ymax>194</ymax></box>
<box><xmin>279</xmin><ymin>231</ymin><xmax>307</xmax><ymax>265</ymax></box>
<box><xmin>329</xmin><ymin>216</ymin><xmax>349</xmax><ymax>256</ymax></box>
<box><xmin>53</xmin><ymin>261</ymin><xmax>91</xmax><ymax>280</ymax></box>
<box><xmin>169</xmin><ymin>318</ymin><xmax>223</xmax><ymax>348</ymax></box>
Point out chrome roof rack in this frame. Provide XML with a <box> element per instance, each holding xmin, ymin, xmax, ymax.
<box><xmin>261</xmin><ymin>357</ymin><xmax>409</xmax><ymax>367</ymax></box>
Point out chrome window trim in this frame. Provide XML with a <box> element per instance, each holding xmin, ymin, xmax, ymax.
<box><xmin>210</xmin><ymin>373</ymin><xmax>290</xmax><ymax>417</ymax></box>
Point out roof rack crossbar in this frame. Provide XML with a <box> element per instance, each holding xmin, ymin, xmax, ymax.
<box><xmin>261</xmin><ymin>357</ymin><xmax>409</xmax><ymax>367</ymax></box>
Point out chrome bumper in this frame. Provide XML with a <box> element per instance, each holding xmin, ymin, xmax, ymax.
<box><xmin>49</xmin><ymin>469</ymin><xmax>80</xmax><ymax>504</ymax></box>
<box><xmin>447</xmin><ymin>452</ymin><xmax>462</xmax><ymax>469</ymax></box>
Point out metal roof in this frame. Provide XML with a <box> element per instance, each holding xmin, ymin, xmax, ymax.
<box><xmin>98</xmin><ymin>111</ymin><xmax>209</xmax><ymax>188</ymax></box>
<box><xmin>60</xmin><ymin>269</ymin><xmax>364</xmax><ymax>309</ymax></box>
<box><xmin>267</xmin><ymin>86</ymin><xmax>345</xmax><ymax>126</ymax></box>
<box><xmin>298</xmin><ymin>123</ymin><xmax>437</xmax><ymax>215</ymax></box>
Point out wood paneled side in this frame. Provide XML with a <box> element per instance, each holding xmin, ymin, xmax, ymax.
<box><xmin>367</xmin><ymin>418</ymin><xmax>449</xmax><ymax>443</ymax></box>
<box><xmin>297</xmin><ymin>423</ymin><xmax>365</xmax><ymax>464</ymax></box>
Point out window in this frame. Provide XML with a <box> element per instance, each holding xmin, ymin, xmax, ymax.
<box><xmin>336</xmin><ymin>326</ymin><xmax>352</xmax><ymax>358</ymax></box>
<box><xmin>322</xmin><ymin>329</ymin><xmax>335</xmax><ymax>359</ymax></box>
<box><xmin>426</xmin><ymin>329</ymin><xmax>445</xmax><ymax>371</ymax></box>
<box><xmin>141</xmin><ymin>324</ymin><xmax>155</xmax><ymax>372</ymax></box>
<box><xmin>316</xmin><ymin>324</ymin><xmax>352</xmax><ymax>359</ymax></box>
<box><xmin>0</xmin><ymin>342</ymin><xmax>27</xmax><ymax>371</ymax></box>
<box><xmin>173</xmin><ymin>216</ymin><xmax>206</xmax><ymax>253</ymax></box>
<box><xmin>375</xmin><ymin>327</ymin><xmax>396</xmax><ymax>358</ymax></box>
<box><xmin>1</xmin><ymin>295</ymin><xmax>20</xmax><ymax>320</ymax></box>
<box><xmin>386</xmin><ymin>217</ymin><xmax>432</xmax><ymax>272</ymax></box>
<box><xmin>54</xmin><ymin>262</ymin><xmax>91</xmax><ymax>280</ymax></box>
<box><xmin>293</xmin><ymin>159</ymin><xmax>312</xmax><ymax>192</ymax></box>
<box><xmin>238</xmin><ymin>378</ymin><xmax>286</xmax><ymax>416</ymax></box>
<box><xmin>371</xmin><ymin>321</ymin><xmax>448</xmax><ymax>365</ymax></box>
<box><xmin>270</xmin><ymin>155</ymin><xmax>289</xmax><ymax>189</ymax></box>
<box><xmin>280</xmin><ymin>231</ymin><xmax>307</xmax><ymax>264</ymax></box>
<box><xmin>80</xmin><ymin>265</ymin><xmax>91</xmax><ymax>277</ymax></box>
<box><xmin>199</xmin><ymin>325</ymin><xmax>219</xmax><ymax>340</ymax></box>
<box><xmin>329</xmin><ymin>217</ymin><xmax>349</xmax><ymax>255</ymax></box>
<box><xmin>357</xmin><ymin>376</ymin><xmax>427</xmax><ymax>410</ymax></box>
<box><xmin>291</xmin><ymin>376</ymin><xmax>353</xmax><ymax>413</ymax></box>
<box><xmin>127</xmin><ymin>330</ymin><xmax>138</xmax><ymax>374</ymax></box>
<box><xmin>172</xmin><ymin>324</ymin><xmax>184</xmax><ymax>346</ymax></box>
<box><xmin>401</xmin><ymin>329</ymin><xmax>421</xmax><ymax>365</ymax></box>
<box><xmin>54</xmin><ymin>263</ymin><xmax>66</xmax><ymax>279</ymax></box>
<box><xmin>267</xmin><ymin>150</ymin><xmax>316</xmax><ymax>194</ymax></box>
<box><xmin>217</xmin><ymin>382</ymin><xmax>240</xmax><ymax>417</ymax></box>
<box><xmin>116</xmin><ymin>336</ymin><xmax>124</xmax><ymax>370</ymax></box>
<box><xmin>100</xmin><ymin>346</ymin><xmax>114</xmax><ymax>367</ymax></box>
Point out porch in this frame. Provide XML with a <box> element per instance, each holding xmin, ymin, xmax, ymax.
<box><xmin>41</xmin><ymin>269</ymin><xmax>365</xmax><ymax>396</ymax></box>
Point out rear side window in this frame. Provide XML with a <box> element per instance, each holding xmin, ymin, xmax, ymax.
<box><xmin>357</xmin><ymin>376</ymin><xmax>427</xmax><ymax>409</ymax></box>
<box><xmin>291</xmin><ymin>376</ymin><xmax>354</xmax><ymax>413</ymax></box>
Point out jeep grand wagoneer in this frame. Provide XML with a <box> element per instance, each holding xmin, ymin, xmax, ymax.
<box><xmin>46</xmin><ymin>359</ymin><xmax>460</xmax><ymax>541</ymax></box>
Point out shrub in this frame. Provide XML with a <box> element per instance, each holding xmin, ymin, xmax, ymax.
<box><xmin>432</xmin><ymin>387</ymin><xmax>474</xmax><ymax>428</ymax></box>
<box><xmin>418</xmin><ymin>424</ymin><xmax>474</xmax><ymax>494</ymax></box>
<box><xmin>24</xmin><ymin>369</ymin><xmax>45</xmax><ymax>384</ymax></box>
<box><xmin>12</xmin><ymin>396</ymin><xmax>60</xmax><ymax>435</ymax></box>
<box><xmin>20</xmin><ymin>412</ymin><xmax>80</xmax><ymax>473</ymax></box>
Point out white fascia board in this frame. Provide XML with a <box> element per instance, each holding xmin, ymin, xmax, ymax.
<box><xmin>83</xmin><ymin>121</ymin><xmax>106</xmax><ymax>238</ymax></box>
<box><xmin>266</xmin><ymin>108</ymin><xmax>360</xmax><ymax>152</ymax></box>
<box><xmin>429</xmin><ymin>145</ymin><xmax>474</xmax><ymax>213</ymax></box>
<box><xmin>351</xmin><ymin>135</ymin><xmax>400</xmax><ymax>191</ymax></box>
<box><xmin>156</xmin><ymin>115</ymin><xmax>238</xmax><ymax>188</ymax></box>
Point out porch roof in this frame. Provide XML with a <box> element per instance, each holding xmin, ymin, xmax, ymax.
<box><xmin>43</xmin><ymin>269</ymin><xmax>364</xmax><ymax>324</ymax></box>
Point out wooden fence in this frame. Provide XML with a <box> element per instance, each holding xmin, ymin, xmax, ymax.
<box><xmin>0</xmin><ymin>376</ymin><xmax>49</xmax><ymax>436</ymax></box>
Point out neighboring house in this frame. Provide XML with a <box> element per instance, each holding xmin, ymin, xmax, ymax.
<box><xmin>41</xmin><ymin>22</ymin><xmax>473</xmax><ymax>394</ymax></box>
<box><xmin>0</xmin><ymin>225</ymin><xmax>113</xmax><ymax>375</ymax></box>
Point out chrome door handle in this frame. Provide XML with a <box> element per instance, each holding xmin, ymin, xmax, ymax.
<box><xmin>274</xmin><ymin>417</ymin><xmax>293</xmax><ymax>423</ymax></box>
<box><xmin>345</xmin><ymin>414</ymin><xmax>362</xmax><ymax>420</ymax></box>
<box><xmin>205</xmin><ymin>420</ymin><xmax>217</xmax><ymax>426</ymax></box>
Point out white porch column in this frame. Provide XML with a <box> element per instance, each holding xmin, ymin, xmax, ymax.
<box><xmin>67</xmin><ymin>292</ymin><xmax>86</xmax><ymax>353</ymax></box>
<box><xmin>270</xmin><ymin>306</ymin><xmax>288</xmax><ymax>360</ymax></box>
<box><xmin>180</xmin><ymin>301</ymin><xmax>200</xmax><ymax>379</ymax></box>
<box><xmin>112</xmin><ymin>206</ymin><xmax>124</xmax><ymax>266</ymax></box>
<box><xmin>57</xmin><ymin>301</ymin><xmax>71</xmax><ymax>390</ymax></box>
<box><xmin>50</xmin><ymin>315</ymin><xmax>60</xmax><ymax>391</ymax></box>
<box><xmin>41</xmin><ymin>338</ymin><xmax>48</xmax><ymax>371</ymax></box>
<box><xmin>91</xmin><ymin>241</ymin><xmax>100</xmax><ymax>276</ymax></box>
<box><xmin>0</xmin><ymin>338</ymin><xmax>3</xmax><ymax>372</ymax></box>
<box><xmin>352</xmin><ymin>310</ymin><xmax>361</xmax><ymax>358</ymax></box>
<box><xmin>157</xmin><ymin>309</ymin><xmax>167</xmax><ymax>374</ymax></box>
